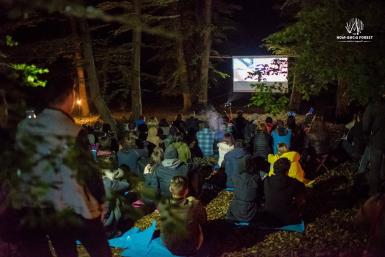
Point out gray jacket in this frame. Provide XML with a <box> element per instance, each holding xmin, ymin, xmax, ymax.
<box><xmin>16</xmin><ymin>108</ymin><xmax>105</xmax><ymax>219</ymax></box>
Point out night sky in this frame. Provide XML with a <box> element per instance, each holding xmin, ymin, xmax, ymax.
<box><xmin>209</xmin><ymin>0</ymin><xmax>284</xmax><ymax>105</ymax></box>
<box><xmin>227</xmin><ymin>0</ymin><xmax>284</xmax><ymax>56</ymax></box>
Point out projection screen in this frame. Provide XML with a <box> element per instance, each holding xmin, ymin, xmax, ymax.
<box><xmin>233</xmin><ymin>56</ymin><xmax>288</xmax><ymax>93</ymax></box>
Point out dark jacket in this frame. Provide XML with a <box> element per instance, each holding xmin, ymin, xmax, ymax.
<box><xmin>264</xmin><ymin>173</ymin><xmax>305</xmax><ymax>226</ymax></box>
<box><xmin>223</xmin><ymin>148</ymin><xmax>249</xmax><ymax>188</ymax></box>
<box><xmin>227</xmin><ymin>172</ymin><xmax>260</xmax><ymax>222</ymax></box>
<box><xmin>148</xmin><ymin>160</ymin><xmax>189</xmax><ymax>197</ymax></box>
<box><xmin>253</xmin><ymin>131</ymin><xmax>272</xmax><ymax>159</ymax></box>
<box><xmin>363</xmin><ymin>99</ymin><xmax>385</xmax><ymax>152</ymax></box>
<box><xmin>159</xmin><ymin>196</ymin><xmax>207</xmax><ymax>256</ymax></box>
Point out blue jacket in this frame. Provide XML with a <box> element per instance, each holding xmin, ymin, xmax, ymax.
<box><xmin>223</xmin><ymin>148</ymin><xmax>249</xmax><ymax>188</ymax></box>
<box><xmin>272</xmin><ymin>128</ymin><xmax>292</xmax><ymax>154</ymax></box>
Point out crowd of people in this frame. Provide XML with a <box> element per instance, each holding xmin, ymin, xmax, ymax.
<box><xmin>4</xmin><ymin>62</ymin><xmax>385</xmax><ymax>257</ymax></box>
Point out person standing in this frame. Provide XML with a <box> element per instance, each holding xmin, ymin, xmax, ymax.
<box><xmin>15</xmin><ymin>59</ymin><xmax>111</xmax><ymax>257</ymax></box>
<box><xmin>362</xmin><ymin>94</ymin><xmax>385</xmax><ymax>196</ymax></box>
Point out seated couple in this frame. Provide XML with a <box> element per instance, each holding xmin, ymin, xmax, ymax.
<box><xmin>227</xmin><ymin>157</ymin><xmax>305</xmax><ymax>227</ymax></box>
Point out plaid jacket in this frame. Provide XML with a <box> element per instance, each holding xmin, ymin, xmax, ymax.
<box><xmin>196</xmin><ymin>128</ymin><xmax>215</xmax><ymax>157</ymax></box>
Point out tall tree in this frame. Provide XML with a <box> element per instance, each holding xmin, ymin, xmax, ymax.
<box><xmin>198</xmin><ymin>0</ymin><xmax>212</xmax><ymax>107</ymax></box>
<box><xmin>71</xmin><ymin>17</ymin><xmax>90</xmax><ymax>116</ymax></box>
<box><xmin>131</xmin><ymin>0</ymin><xmax>142</xmax><ymax>119</ymax></box>
<box><xmin>78</xmin><ymin>17</ymin><xmax>116</xmax><ymax>131</ymax></box>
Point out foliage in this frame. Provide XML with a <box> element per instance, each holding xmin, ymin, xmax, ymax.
<box><xmin>9</xmin><ymin>63</ymin><xmax>49</xmax><ymax>87</ymax></box>
<box><xmin>5</xmin><ymin>35</ymin><xmax>18</xmax><ymax>47</ymax></box>
<box><xmin>263</xmin><ymin>0</ymin><xmax>385</xmax><ymax>105</ymax></box>
<box><xmin>249</xmin><ymin>83</ymin><xmax>289</xmax><ymax>115</ymax></box>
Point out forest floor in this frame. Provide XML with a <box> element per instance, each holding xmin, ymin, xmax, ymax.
<box><xmin>76</xmin><ymin>162</ymin><xmax>368</xmax><ymax>257</ymax></box>
<box><xmin>73</xmin><ymin>109</ymin><xmax>368</xmax><ymax>257</ymax></box>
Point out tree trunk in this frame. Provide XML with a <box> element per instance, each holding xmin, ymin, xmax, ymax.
<box><xmin>78</xmin><ymin>18</ymin><xmax>116</xmax><ymax>132</ymax></box>
<box><xmin>198</xmin><ymin>0</ymin><xmax>212</xmax><ymax>106</ymax></box>
<box><xmin>175</xmin><ymin>13</ymin><xmax>191</xmax><ymax>113</ymax></box>
<box><xmin>289</xmin><ymin>71</ymin><xmax>301</xmax><ymax>111</ymax></box>
<box><xmin>336</xmin><ymin>78</ymin><xmax>350</xmax><ymax>117</ymax></box>
<box><xmin>71</xmin><ymin>18</ymin><xmax>90</xmax><ymax>116</ymax></box>
<box><xmin>0</xmin><ymin>90</ymin><xmax>8</xmax><ymax>128</ymax></box>
<box><xmin>131</xmin><ymin>0</ymin><xmax>142</xmax><ymax>120</ymax></box>
<box><xmin>74</xmin><ymin>49</ymin><xmax>90</xmax><ymax>116</ymax></box>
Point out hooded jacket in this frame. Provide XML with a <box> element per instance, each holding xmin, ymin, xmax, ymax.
<box><xmin>223</xmin><ymin>148</ymin><xmax>249</xmax><ymax>188</ymax></box>
<box><xmin>268</xmin><ymin>151</ymin><xmax>305</xmax><ymax>183</ymax></box>
<box><xmin>227</xmin><ymin>172</ymin><xmax>260</xmax><ymax>222</ymax></box>
<box><xmin>148</xmin><ymin>159</ymin><xmax>189</xmax><ymax>197</ymax></box>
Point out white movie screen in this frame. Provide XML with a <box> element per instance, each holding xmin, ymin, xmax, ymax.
<box><xmin>233</xmin><ymin>56</ymin><xmax>288</xmax><ymax>93</ymax></box>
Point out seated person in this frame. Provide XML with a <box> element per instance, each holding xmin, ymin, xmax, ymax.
<box><xmin>271</xmin><ymin>120</ymin><xmax>292</xmax><ymax>154</ymax></box>
<box><xmin>263</xmin><ymin>158</ymin><xmax>305</xmax><ymax>227</ymax></box>
<box><xmin>172</xmin><ymin>132</ymin><xmax>191</xmax><ymax>163</ymax></box>
<box><xmin>264</xmin><ymin>116</ymin><xmax>275</xmax><ymax>134</ymax></box>
<box><xmin>217</xmin><ymin>133</ymin><xmax>234</xmax><ymax>167</ymax></box>
<box><xmin>146</xmin><ymin>126</ymin><xmax>163</xmax><ymax>156</ymax></box>
<box><xmin>227</xmin><ymin>156</ymin><xmax>261</xmax><ymax>222</ymax></box>
<box><xmin>340</xmin><ymin>112</ymin><xmax>365</xmax><ymax>160</ymax></box>
<box><xmin>117</xmin><ymin>132</ymin><xmax>148</xmax><ymax>177</ymax></box>
<box><xmin>254</xmin><ymin>121</ymin><xmax>272</xmax><ymax>160</ymax></box>
<box><xmin>268</xmin><ymin>143</ymin><xmax>306</xmax><ymax>183</ymax></box>
<box><xmin>223</xmin><ymin>140</ymin><xmax>249</xmax><ymax>188</ymax></box>
<box><xmin>146</xmin><ymin>145</ymin><xmax>189</xmax><ymax>197</ymax></box>
<box><xmin>102</xmin><ymin>168</ymin><xmax>130</xmax><ymax>232</ymax></box>
<box><xmin>158</xmin><ymin>176</ymin><xmax>207</xmax><ymax>256</ymax></box>
<box><xmin>196</xmin><ymin>122</ymin><xmax>215</xmax><ymax>157</ymax></box>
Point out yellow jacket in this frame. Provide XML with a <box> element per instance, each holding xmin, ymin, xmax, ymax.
<box><xmin>268</xmin><ymin>151</ymin><xmax>305</xmax><ymax>183</ymax></box>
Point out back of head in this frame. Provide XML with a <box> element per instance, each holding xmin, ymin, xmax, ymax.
<box><xmin>287</xmin><ymin>115</ymin><xmax>296</xmax><ymax>130</ymax></box>
<box><xmin>244</xmin><ymin>156</ymin><xmax>258</xmax><ymax>175</ymax></box>
<box><xmin>164</xmin><ymin>145</ymin><xmax>178</xmax><ymax>160</ymax></box>
<box><xmin>159</xmin><ymin>118</ymin><xmax>169</xmax><ymax>127</ymax></box>
<box><xmin>256</xmin><ymin>121</ymin><xmax>267</xmax><ymax>132</ymax></box>
<box><xmin>223</xmin><ymin>133</ymin><xmax>234</xmax><ymax>146</ymax></box>
<box><xmin>170</xmin><ymin>175</ymin><xmax>188</xmax><ymax>198</ymax></box>
<box><xmin>199</xmin><ymin>122</ymin><xmax>209</xmax><ymax>130</ymax></box>
<box><xmin>277</xmin><ymin>143</ymin><xmax>289</xmax><ymax>155</ymax></box>
<box><xmin>265</xmin><ymin>116</ymin><xmax>273</xmax><ymax>124</ymax></box>
<box><xmin>121</xmin><ymin>131</ymin><xmax>137</xmax><ymax>149</ymax></box>
<box><xmin>273</xmin><ymin>158</ymin><xmax>291</xmax><ymax>175</ymax></box>
<box><xmin>98</xmin><ymin>134</ymin><xmax>111</xmax><ymax>150</ymax></box>
<box><xmin>151</xmin><ymin>146</ymin><xmax>164</xmax><ymax>164</ymax></box>
<box><xmin>234</xmin><ymin>139</ymin><xmax>244</xmax><ymax>148</ymax></box>
<box><xmin>276</xmin><ymin>120</ymin><xmax>287</xmax><ymax>136</ymax></box>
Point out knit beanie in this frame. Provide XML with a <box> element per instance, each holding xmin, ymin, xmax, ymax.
<box><xmin>164</xmin><ymin>145</ymin><xmax>178</xmax><ymax>159</ymax></box>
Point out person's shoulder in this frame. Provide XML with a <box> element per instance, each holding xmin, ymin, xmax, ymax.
<box><xmin>288</xmin><ymin>176</ymin><xmax>305</xmax><ymax>188</ymax></box>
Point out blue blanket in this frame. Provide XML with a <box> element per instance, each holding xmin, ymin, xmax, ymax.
<box><xmin>234</xmin><ymin>220</ymin><xmax>305</xmax><ymax>233</ymax></box>
<box><xmin>108</xmin><ymin>221</ymin><xmax>183</xmax><ymax>257</ymax></box>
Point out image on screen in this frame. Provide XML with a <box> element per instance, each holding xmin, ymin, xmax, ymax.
<box><xmin>233</xmin><ymin>56</ymin><xmax>288</xmax><ymax>93</ymax></box>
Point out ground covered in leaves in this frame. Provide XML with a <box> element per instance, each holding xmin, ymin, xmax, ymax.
<box><xmin>97</xmin><ymin>161</ymin><xmax>368</xmax><ymax>257</ymax></box>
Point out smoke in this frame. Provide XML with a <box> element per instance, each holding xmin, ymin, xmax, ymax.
<box><xmin>202</xmin><ymin>105</ymin><xmax>224</xmax><ymax>131</ymax></box>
